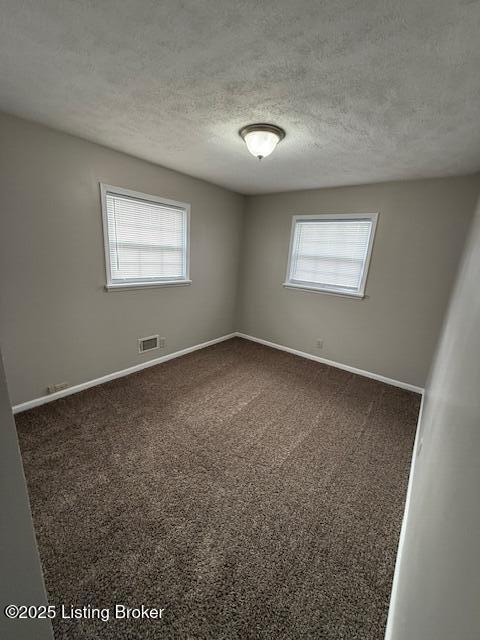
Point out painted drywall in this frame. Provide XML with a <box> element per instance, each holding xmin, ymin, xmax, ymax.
<box><xmin>0</xmin><ymin>348</ymin><xmax>53</xmax><ymax>640</ymax></box>
<box><xmin>1</xmin><ymin>111</ymin><xmax>479</xmax><ymax>403</ymax></box>
<box><xmin>385</xmin><ymin>197</ymin><xmax>480</xmax><ymax>639</ymax></box>
<box><xmin>0</xmin><ymin>113</ymin><xmax>244</xmax><ymax>405</ymax></box>
<box><xmin>238</xmin><ymin>176</ymin><xmax>480</xmax><ymax>388</ymax></box>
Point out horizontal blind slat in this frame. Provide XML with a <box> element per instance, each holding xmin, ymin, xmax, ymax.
<box><xmin>105</xmin><ymin>192</ymin><xmax>187</xmax><ymax>282</ymax></box>
<box><xmin>290</xmin><ymin>219</ymin><xmax>373</xmax><ymax>292</ymax></box>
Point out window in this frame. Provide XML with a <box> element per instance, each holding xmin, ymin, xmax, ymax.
<box><xmin>100</xmin><ymin>184</ymin><xmax>190</xmax><ymax>290</ymax></box>
<box><xmin>284</xmin><ymin>213</ymin><xmax>378</xmax><ymax>298</ymax></box>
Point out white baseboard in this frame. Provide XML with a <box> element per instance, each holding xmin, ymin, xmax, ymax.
<box><xmin>12</xmin><ymin>333</ymin><xmax>237</xmax><ymax>414</ymax></box>
<box><xmin>235</xmin><ymin>332</ymin><xmax>424</xmax><ymax>394</ymax></box>
<box><xmin>384</xmin><ymin>392</ymin><xmax>425</xmax><ymax>639</ymax></box>
<box><xmin>12</xmin><ymin>329</ymin><xmax>422</xmax><ymax>414</ymax></box>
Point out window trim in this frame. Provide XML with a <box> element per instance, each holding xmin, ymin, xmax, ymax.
<box><xmin>283</xmin><ymin>213</ymin><xmax>378</xmax><ymax>299</ymax></box>
<box><xmin>100</xmin><ymin>183</ymin><xmax>191</xmax><ymax>291</ymax></box>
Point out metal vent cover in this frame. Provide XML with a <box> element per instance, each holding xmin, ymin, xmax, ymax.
<box><xmin>138</xmin><ymin>335</ymin><xmax>159</xmax><ymax>353</ymax></box>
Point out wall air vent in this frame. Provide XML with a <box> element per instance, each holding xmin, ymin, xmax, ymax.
<box><xmin>138</xmin><ymin>335</ymin><xmax>160</xmax><ymax>354</ymax></box>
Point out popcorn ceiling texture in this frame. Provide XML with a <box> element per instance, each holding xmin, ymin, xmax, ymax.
<box><xmin>1</xmin><ymin>0</ymin><xmax>480</xmax><ymax>194</ymax></box>
<box><xmin>16</xmin><ymin>338</ymin><xmax>420</xmax><ymax>639</ymax></box>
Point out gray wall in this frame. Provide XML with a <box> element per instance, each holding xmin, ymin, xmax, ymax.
<box><xmin>238</xmin><ymin>177</ymin><xmax>480</xmax><ymax>387</ymax></box>
<box><xmin>0</xmin><ymin>113</ymin><xmax>244</xmax><ymax>405</ymax></box>
<box><xmin>1</xmin><ymin>112</ymin><xmax>479</xmax><ymax>403</ymax></box>
<box><xmin>0</xmin><ymin>347</ymin><xmax>53</xmax><ymax>640</ymax></box>
<box><xmin>385</xmin><ymin>197</ymin><xmax>480</xmax><ymax>640</ymax></box>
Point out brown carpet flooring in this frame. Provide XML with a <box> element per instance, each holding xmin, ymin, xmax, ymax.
<box><xmin>16</xmin><ymin>337</ymin><xmax>420</xmax><ymax>640</ymax></box>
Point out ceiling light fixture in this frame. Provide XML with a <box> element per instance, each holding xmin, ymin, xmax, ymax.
<box><xmin>239</xmin><ymin>123</ymin><xmax>286</xmax><ymax>160</ymax></box>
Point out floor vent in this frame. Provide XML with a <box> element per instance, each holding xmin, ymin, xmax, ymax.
<box><xmin>138</xmin><ymin>335</ymin><xmax>160</xmax><ymax>353</ymax></box>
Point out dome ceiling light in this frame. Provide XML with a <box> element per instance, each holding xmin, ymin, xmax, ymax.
<box><xmin>239</xmin><ymin>123</ymin><xmax>286</xmax><ymax>160</ymax></box>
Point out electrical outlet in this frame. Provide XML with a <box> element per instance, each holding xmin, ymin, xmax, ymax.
<box><xmin>316</xmin><ymin>339</ymin><xmax>324</xmax><ymax>349</ymax></box>
<box><xmin>47</xmin><ymin>382</ymin><xmax>69</xmax><ymax>394</ymax></box>
<box><xmin>158</xmin><ymin>337</ymin><xmax>166</xmax><ymax>348</ymax></box>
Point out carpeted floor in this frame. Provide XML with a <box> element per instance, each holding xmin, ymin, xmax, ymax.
<box><xmin>16</xmin><ymin>337</ymin><xmax>420</xmax><ymax>639</ymax></box>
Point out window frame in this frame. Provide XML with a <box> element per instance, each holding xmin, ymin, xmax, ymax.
<box><xmin>283</xmin><ymin>213</ymin><xmax>378</xmax><ymax>299</ymax></box>
<box><xmin>100</xmin><ymin>183</ymin><xmax>191</xmax><ymax>291</ymax></box>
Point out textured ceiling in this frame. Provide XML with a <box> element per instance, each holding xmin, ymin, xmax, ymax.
<box><xmin>1</xmin><ymin>0</ymin><xmax>480</xmax><ymax>194</ymax></box>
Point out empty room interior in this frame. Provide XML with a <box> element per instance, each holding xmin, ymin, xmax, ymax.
<box><xmin>1</xmin><ymin>2</ymin><xmax>480</xmax><ymax>639</ymax></box>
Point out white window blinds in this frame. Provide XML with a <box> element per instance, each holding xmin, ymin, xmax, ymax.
<box><xmin>285</xmin><ymin>214</ymin><xmax>377</xmax><ymax>297</ymax></box>
<box><xmin>101</xmin><ymin>186</ymin><xmax>190</xmax><ymax>289</ymax></box>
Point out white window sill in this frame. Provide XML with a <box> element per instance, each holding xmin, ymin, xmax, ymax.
<box><xmin>105</xmin><ymin>280</ymin><xmax>192</xmax><ymax>291</ymax></box>
<box><xmin>282</xmin><ymin>282</ymin><xmax>365</xmax><ymax>299</ymax></box>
